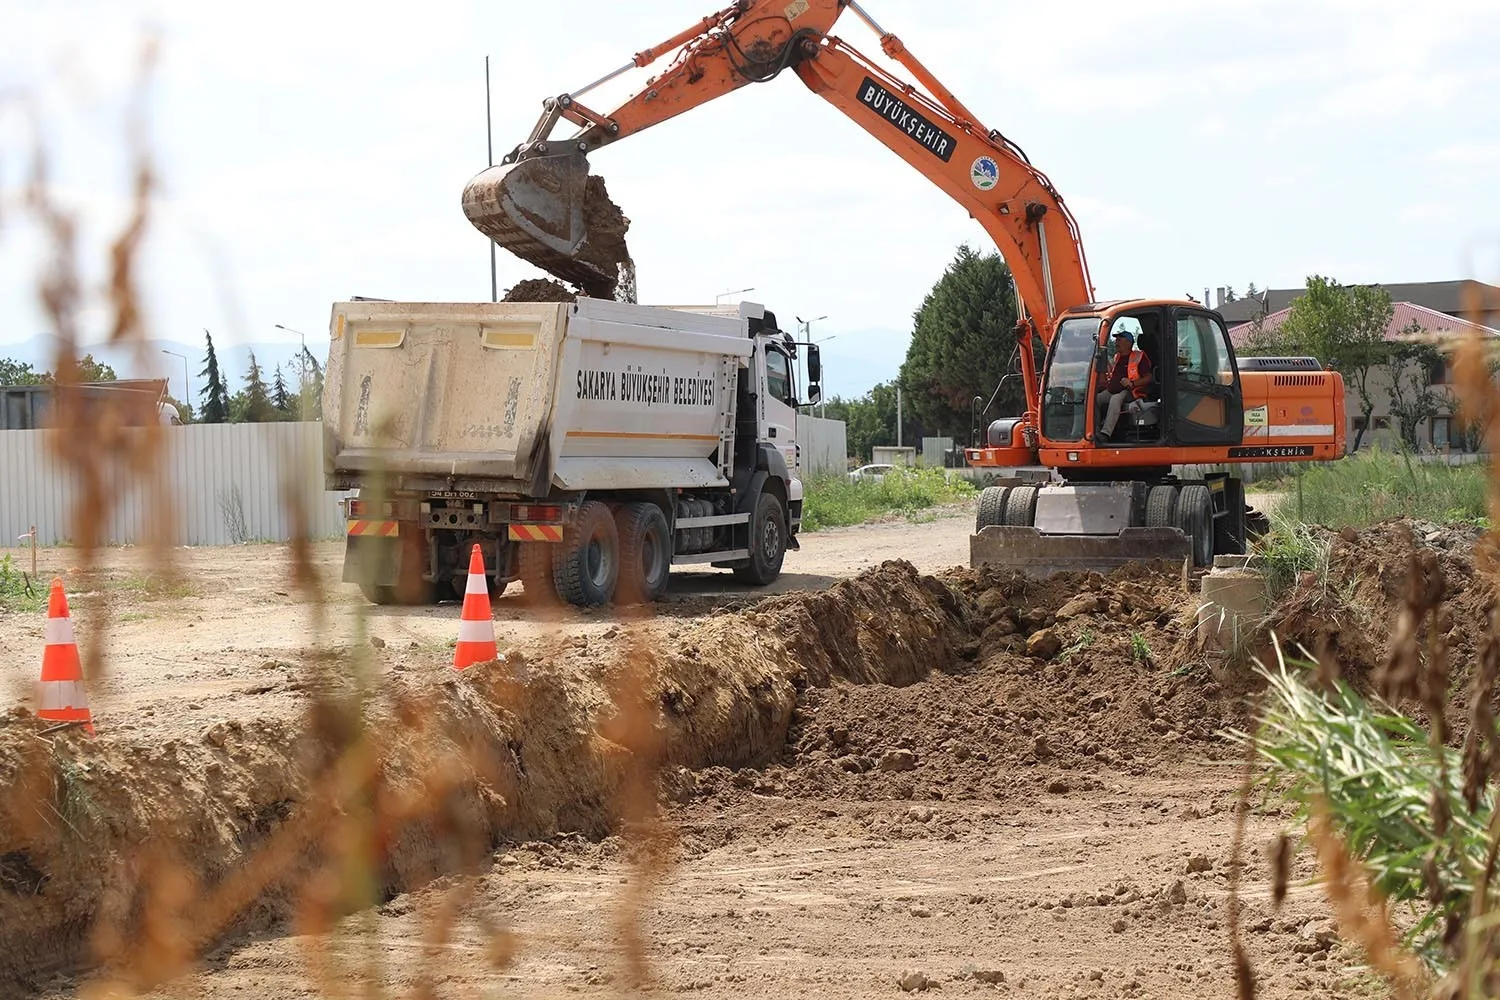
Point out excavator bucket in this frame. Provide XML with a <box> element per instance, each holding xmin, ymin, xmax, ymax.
<box><xmin>462</xmin><ymin>150</ymin><xmax>614</xmax><ymax>293</ymax></box>
<box><xmin>969</xmin><ymin>526</ymin><xmax>1192</xmax><ymax>580</ymax></box>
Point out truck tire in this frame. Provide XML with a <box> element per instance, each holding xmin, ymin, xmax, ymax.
<box><xmin>554</xmin><ymin>500</ymin><xmax>620</xmax><ymax>607</ymax></box>
<box><xmin>733</xmin><ymin>491</ymin><xmax>787</xmax><ymax>586</ymax></box>
<box><xmin>1145</xmin><ymin>485</ymin><xmax>1179</xmax><ymax>528</ymax></box>
<box><xmin>615</xmin><ymin>502</ymin><xmax>672</xmax><ymax>604</ymax></box>
<box><xmin>1176</xmin><ymin>484</ymin><xmax>1214</xmax><ymax>568</ymax></box>
<box><xmin>516</xmin><ymin>542</ymin><xmax>561</xmax><ymax>606</ymax></box>
<box><xmin>1004</xmin><ymin>485</ymin><xmax>1039</xmax><ymax>527</ymax></box>
<box><xmin>976</xmin><ymin>486</ymin><xmax>1012</xmax><ymax>531</ymax></box>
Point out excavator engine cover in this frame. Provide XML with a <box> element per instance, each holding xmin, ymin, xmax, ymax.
<box><xmin>462</xmin><ymin>150</ymin><xmax>613</xmax><ymax>292</ymax></box>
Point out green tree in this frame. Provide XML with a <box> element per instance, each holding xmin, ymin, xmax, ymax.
<box><xmin>1382</xmin><ymin>328</ymin><xmax>1444</xmax><ymax>450</ymax></box>
<box><xmin>198</xmin><ymin>329</ymin><xmax>231</xmax><ymax>424</ymax></box>
<box><xmin>57</xmin><ymin>353</ymin><xmax>117</xmax><ymax>383</ymax></box>
<box><xmin>271</xmin><ymin>363</ymin><xmax>292</xmax><ymax>417</ymax></box>
<box><xmin>298</xmin><ymin>346</ymin><xmax>324</xmax><ymax>419</ymax></box>
<box><xmin>1243</xmin><ymin>275</ymin><xmax>1393</xmax><ymax>452</ymax></box>
<box><xmin>0</xmin><ymin>359</ymin><xmax>45</xmax><ymax>385</ymax></box>
<box><xmin>232</xmin><ymin>350</ymin><xmax>276</xmax><ymax>423</ymax></box>
<box><xmin>899</xmin><ymin>245</ymin><xmax>1022</xmax><ymax>436</ymax></box>
<box><xmin>819</xmin><ymin>381</ymin><xmax>900</xmax><ymax>464</ymax></box>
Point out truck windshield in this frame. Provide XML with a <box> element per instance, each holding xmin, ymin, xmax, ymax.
<box><xmin>1041</xmin><ymin>317</ymin><xmax>1103</xmax><ymax>442</ymax></box>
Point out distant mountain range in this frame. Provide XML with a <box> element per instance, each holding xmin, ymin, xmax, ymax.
<box><xmin>0</xmin><ymin>335</ymin><xmax>327</xmax><ymax>401</ymax></box>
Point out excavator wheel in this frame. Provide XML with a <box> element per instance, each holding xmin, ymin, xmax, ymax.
<box><xmin>1004</xmin><ymin>486</ymin><xmax>1040</xmax><ymax>527</ymax></box>
<box><xmin>1175</xmin><ymin>485</ymin><xmax>1214</xmax><ymax>568</ymax></box>
<box><xmin>1145</xmin><ymin>485</ymin><xmax>1180</xmax><ymax>529</ymax></box>
<box><xmin>976</xmin><ymin>486</ymin><xmax>1012</xmax><ymax>531</ymax></box>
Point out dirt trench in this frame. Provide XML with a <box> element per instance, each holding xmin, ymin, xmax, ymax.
<box><xmin>0</xmin><ymin>562</ymin><xmax>985</xmax><ymax>992</ymax></box>
<box><xmin>17</xmin><ymin>523</ymin><xmax>1457</xmax><ymax>994</ymax></box>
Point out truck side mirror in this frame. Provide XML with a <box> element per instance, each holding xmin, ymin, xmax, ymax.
<box><xmin>805</xmin><ymin>383</ymin><xmax>822</xmax><ymax>405</ymax></box>
<box><xmin>807</xmin><ymin>344</ymin><xmax>822</xmax><ymax>383</ymax></box>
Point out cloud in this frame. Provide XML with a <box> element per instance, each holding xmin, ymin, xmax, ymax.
<box><xmin>1429</xmin><ymin>142</ymin><xmax>1500</xmax><ymax>168</ymax></box>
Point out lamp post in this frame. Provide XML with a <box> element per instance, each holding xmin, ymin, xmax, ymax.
<box><xmin>275</xmin><ymin>324</ymin><xmax>309</xmax><ymax>388</ymax></box>
<box><xmin>715</xmin><ymin>286</ymin><xmax>755</xmax><ymax>306</ymax></box>
<box><xmin>161</xmin><ymin>350</ymin><xmax>189</xmax><ymax>409</ymax></box>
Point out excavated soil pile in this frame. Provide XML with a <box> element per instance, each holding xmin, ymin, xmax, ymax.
<box><xmin>691</xmin><ymin>561</ymin><xmax>1238</xmax><ymax>810</ymax></box>
<box><xmin>11</xmin><ymin>535</ymin><xmax>1471</xmax><ymax>992</ymax></box>
<box><xmin>500</xmin><ymin>278</ymin><xmax>576</xmax><ymax>302</ymax></box>
<box><xmin>0</xmin><ymin>562</ymin><xmax>973</xmax><ymax>991</ymax></box>
<box><xmin>1268</xmin><ymin>518</ymin><xmax>1495</xmax><ymax>722</ymax></box>
<box><xmin>576</xmin><ymin>175</ymin><xmax>632</xmax><ymax>295</ymax></box>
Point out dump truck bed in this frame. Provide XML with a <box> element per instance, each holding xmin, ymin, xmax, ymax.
<box><xmin>323</xmin><ymin>298</ymin><xmax>751</xmax><ymax>497</ymax></box>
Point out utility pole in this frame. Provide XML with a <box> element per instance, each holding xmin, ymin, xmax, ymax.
<box><xmin>896</xmin><ymin>384</ymin><xmax>903</xmax><ymax>448</ymax></box>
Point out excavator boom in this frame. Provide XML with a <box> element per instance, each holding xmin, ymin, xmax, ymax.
<box><xmin>462</xmin><ymin>0</ymin><xmax>1094</xmax><ymax>336</ymax></box>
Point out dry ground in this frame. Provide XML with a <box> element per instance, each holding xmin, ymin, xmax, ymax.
<box><xmin>0</xmin><ymin>495</ymin><xmax>1393</xmax><ymax>999</ymax></box>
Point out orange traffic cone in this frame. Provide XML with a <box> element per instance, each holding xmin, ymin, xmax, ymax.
<box><xmin>37</xmin><ymin>578</ymin><xmax>94</xmax><ymax>734</ymax></box>
<box><xmin>454</xmin><ymin>544</ymin><xmax>498</xmax><ymax>670</ymax></box>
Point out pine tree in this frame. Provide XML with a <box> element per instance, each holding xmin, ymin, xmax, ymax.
<box><xmin>238</xmin><ymin>351</ymin><xmax>275</xmax><ymax>423</ymax></box>
<box><xmin>271</xmin><ymin>363</ymin><xmax>292</xmax><ymax>416</ymax></box>
<box><xmin>198</xmin><ymin>329</ymin><xmax>230</xmax><ymax>424</ymax></box>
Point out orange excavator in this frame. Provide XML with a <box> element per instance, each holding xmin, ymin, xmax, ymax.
<box><xmin>462</xmin><ymin>0</ymin><xmax>1345</xmax><ymax>575</ymax></box>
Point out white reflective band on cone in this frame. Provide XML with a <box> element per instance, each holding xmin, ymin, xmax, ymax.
<box><xmin>37</xmin><ymin>679</ymin><xmax>88</xmax><ymax>711</ymax></box>
<box><xmin>466</xmin><ymin>573</ymin><xmax>489</xmax><ymax>595</ymax></box>
<box><xmin>457</xmin><ymin>619</ymin><xmax>495</xmax><ymax>643</ymax></box>
<box><xmin>44</xmin><ymin>617</ymin><xmax>76</xmax><ymax>646</ymax></box>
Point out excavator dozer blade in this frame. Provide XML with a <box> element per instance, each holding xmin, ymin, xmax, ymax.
<box><xmin>461</xmin><ymin>150</ymin><xmax>615</xmax><ymax>293</ymax></box>
<box><xmin>969</xmin><ymin>526</ymin><xmax>1192</xmax><ymax>580</ymax></box>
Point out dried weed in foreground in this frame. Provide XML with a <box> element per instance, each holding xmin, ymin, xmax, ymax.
<box><xmin>1308</xmin><ymin>800</ymin><xmax>1427</xmax><ymax>999</ymax></box>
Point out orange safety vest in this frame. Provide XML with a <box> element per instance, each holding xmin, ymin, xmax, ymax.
<box><xmin>1126</xmin><ymin>351</ymin><xmax>1149</xmax><ymax>399</ymax></box>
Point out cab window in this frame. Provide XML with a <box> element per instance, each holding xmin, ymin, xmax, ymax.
<box><xmin>765</xmin><ymin>349</ymin><xmax>794</xmax><ymax>405</ymax></box>
<box><xmin>1175</xmin><ymin>314</ymin><xmax>1234</xmax><ymax>386</ymax></box>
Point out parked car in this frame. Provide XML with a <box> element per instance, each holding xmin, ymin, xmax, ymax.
<box><xmin>848</xmin><ymin>463</ymin><xmax>894</xmax><ymax>483</ymax></box>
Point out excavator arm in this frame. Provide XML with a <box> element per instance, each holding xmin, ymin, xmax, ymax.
<box><xmin>463</xmin><ymin>0</ymin><xmax>1094</xmax><ymax>347</ymax></box>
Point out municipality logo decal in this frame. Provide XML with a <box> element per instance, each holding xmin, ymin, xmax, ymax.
<box><xmin>971</xmin><ymin>156</ymin><xmax>999</xmax><ymax>190</ymax></box>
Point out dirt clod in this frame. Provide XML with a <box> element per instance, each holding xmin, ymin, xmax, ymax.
<box><xmin>899</xmin><ymin>969</ymin><xmax>932</xmax><ymax>992</ymax></box>
<box><xmin>501</xmin><ymin>278</ymin><xmax>576</xmax><ymax>302</ymax></box>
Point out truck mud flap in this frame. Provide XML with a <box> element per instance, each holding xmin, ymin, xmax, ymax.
<box><xmin>969</xmin><ymin>526</ymin><xmax>1192</xmax><ymax>580</ymax></box>
<box><xmin>342</xmin><ymin>534</ymin><xmax>402</xmax><ymax>587</ymax></box>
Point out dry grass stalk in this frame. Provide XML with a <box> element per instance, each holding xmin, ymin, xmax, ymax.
<box><xmin>1307</xmin><ymin>798</ymin><xmax>1427</xmax><ymax>998</ymax></box>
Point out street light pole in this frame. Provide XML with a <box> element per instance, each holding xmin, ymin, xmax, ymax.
<box><xmin>275</xmin><ymin>324</ymin><xmax>309</xmax><ymax>388</ymax></box>
<box><xmin>161</xmin><ymin>350</ymin><xmax>189</xmax><ymax>409</ymax></box>
<box><xmin>715</xmin><ymin>286</ymin><xmax>755</xmax><ymax>306</ymax></box>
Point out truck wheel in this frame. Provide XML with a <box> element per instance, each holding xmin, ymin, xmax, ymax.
<box><xmin>516</xmin><ymin>543</ymin><xmax>560</xmax><ymax>605</ymax></box>
<box><xmin>554</xmin><ymin>500</ymin><xmax>620</xmax><ymax>607</ymax></box>
<box><xmin>733</xmin><ymin>491</ymin><xmax>787</xmax><ymax>586</ymax></box>
<box><xmin>1145</xmin><ymin>485</ymin><xmax>1179</xmax><ymax>528</ymax></box>
<box><xmin>1176</xmin><ymin>484</ymin><xmax>1214</xmax><ymax>568</ymax></box>
<box><xmin>976</xmin><ymin>486</ymin><xmax>1012</xmax><ymax>531</ymax></box>
<box><xmin>1004</xmin><ymin>486</ymin><xmax>1039</xmax><ymax>527</ymax></box>
<box><xmin>615</xmin><ymin>502</ymin><xmax>672</xmax><ymax>604</ymax></box>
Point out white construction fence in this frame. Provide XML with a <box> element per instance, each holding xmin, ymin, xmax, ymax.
<box><xmin>798</xmin><ymin>415</ymin><xmax>849</xmax><ymax>479</ymax></box>
<box><xmin>2</xmin><ymin>416</ymin><xmax>852</xmax><ymax>547</ymax></box>
<box><xmin>1</xmin><ymin>422</ymin><xmax>348</xmax><ymax>547</ymax></box>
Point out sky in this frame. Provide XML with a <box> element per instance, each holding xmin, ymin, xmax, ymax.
<box><xmin>1</xmin><ymin>0</ymin><xmax>1498</xmax><ymax>401</ymax></box>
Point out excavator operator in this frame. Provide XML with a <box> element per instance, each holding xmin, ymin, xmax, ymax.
<box><xmin>1096</xmin><ymin>329</ymin><xmax>1153</xmax><ymax>443</ymax></box>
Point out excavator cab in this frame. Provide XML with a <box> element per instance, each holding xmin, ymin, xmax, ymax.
<box><xmin>1039</xmin><ymin>302</ymin><xmax>1244</xmax><ymax>455</ymax></box>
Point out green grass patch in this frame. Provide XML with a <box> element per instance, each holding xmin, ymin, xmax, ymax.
<box><xmin>1271</xmin><ymin>448</ymin><xmax>1488</xmax><ymax>530</ymax></box>
<box><xmin>801</xmin><ymin>467</ymin><xmax>976</xmax><ymax>532</ymax></box>
<box><xmin>112</xmin><ymin>572</ymin><xmax>197</xmax><ymax>600</ymax></box>
<box><xmin>0</xmin><ymin>554</ymin><xmax>45</xmax><ymax>613</ymax></box>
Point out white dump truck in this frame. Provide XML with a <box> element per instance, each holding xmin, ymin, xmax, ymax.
<box><xmin>322</xmin><ymin>297</ymin><xmax>821</xmax><ymax>607</ymax></box>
